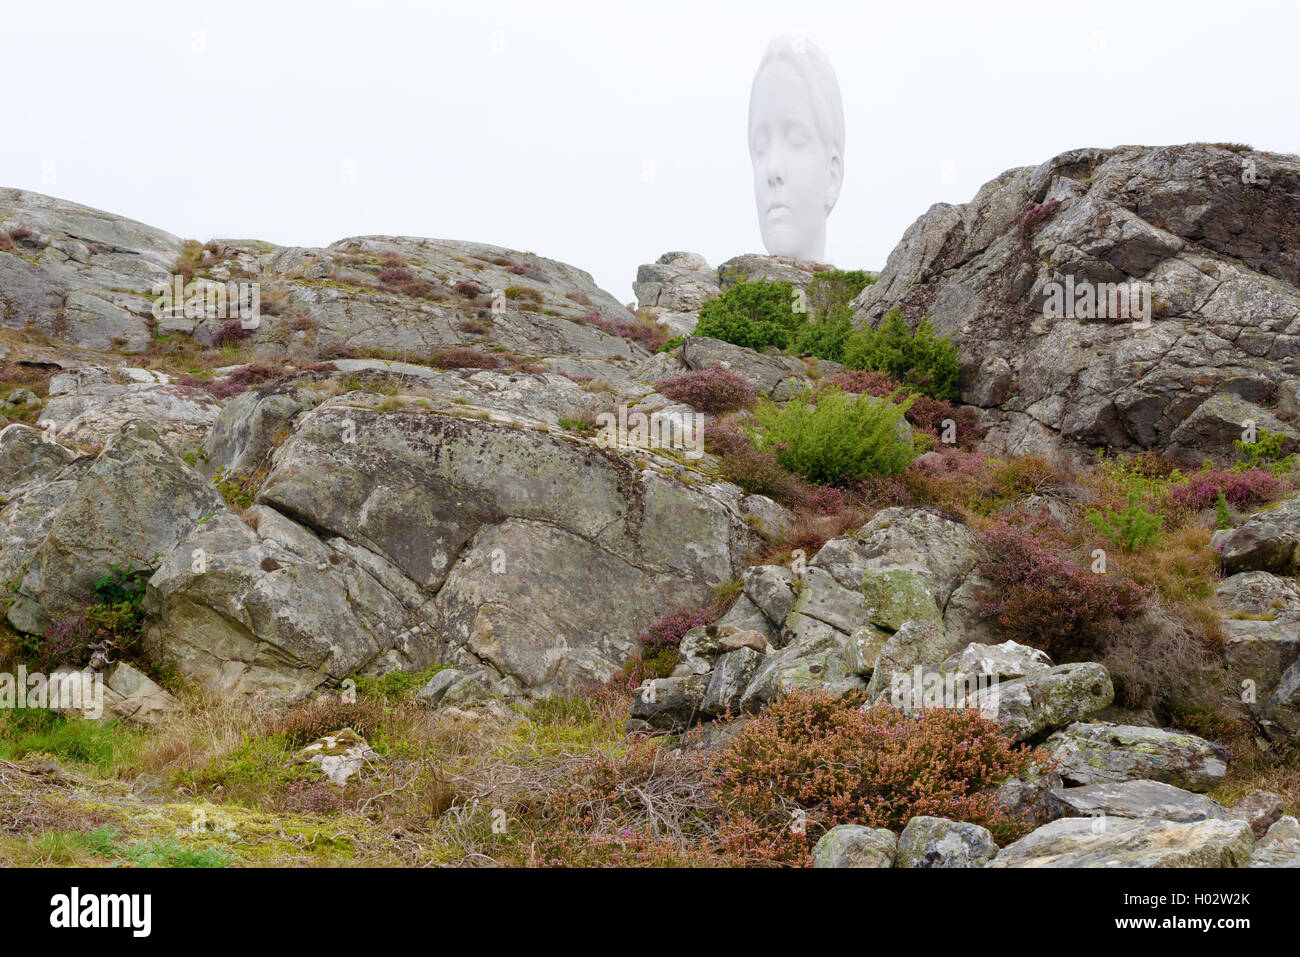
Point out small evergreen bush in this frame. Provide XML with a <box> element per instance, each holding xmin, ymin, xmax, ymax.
<box><xmin>694</xmin><ymin>280</ymin><xmax>805</xmax><ymax>352</ymax></box>
<box><xmin>1085</xmin><ymin>493</ymin><xmax>1164</xmax><ymax>550</ymax></box>
<box><xmin>842</xmin><ymin>308</ymin><xmax>960</xmax><ymax>401</ymax></box>
<box><xmin>1233</xmin><ymin>428</ymin><xmax>1296</xmax><ymax>475</ymax></box>
<box><xmin>748</xmin><ymin>387</ymin><xmax>917</xmax><ymax>485</ymax></box>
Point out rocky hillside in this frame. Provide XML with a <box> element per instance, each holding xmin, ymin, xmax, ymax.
<box><xmin>2</xmin><ymin>144</ymin><xmax>1300</xmax><ymax>868</ymax></box>
<box><xmin>853</xmin><ymin>144</ymin><xmax>1300</xmax><ymax>465</ymax></box>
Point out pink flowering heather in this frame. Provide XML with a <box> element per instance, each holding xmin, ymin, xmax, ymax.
<box><xmin>656</xmin><ymin>364</ymin><xmax>757</xmax><ymax>414</ymax></box>
<box><xmin>584</xmin><ymin>312</ymin><xmax>672</xmax><ymax>352</ymax></box>
<box><xmin>35</xmin><ymin>613</ymin><xmax>99</xmax><ymax>670</ymax></box>
<box><xmin>806</xmin><ymin>484</ymin><xmax>846</xmax><ymax>515</ymax></box>
<box><xmin>704</xmin><ymin>420</ymin><xmax>813</xmax><ymax>506</ymax></box>
<box><xmin>976</xmin><ymin>513</ymin><xmax>1149</xmax><ymax>661</ymax></box>
<box><xmin>821</xmin><ymin>369</ymin><xmax>901</xmax><ymax>398</ymax></box>
<box><xmin>1169</xmin><ymin>468</ymin><xmax>1281</xmax><ymax>511</ymax></box>
<box><xmin>640</xmin><ymin>604</ymin><xmax>714</xmax><ymax>653</ymax></box>
<box><xmin>211</xmin><ymin>318</ymin><xmax>252</xmax><ymax>348</ymax></box>
<box><xmin>853</xmin><ymin>474</ymin><xmax>915</xmax><ymax>507</ymax></box>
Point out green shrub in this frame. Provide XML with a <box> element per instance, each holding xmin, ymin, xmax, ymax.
<box><xmin>214</xmin><ymin>469</ymin><xmax>265</xmax><ymax>510</ymax></box>
<box><xmin>1215</xmin><ymin>491</ymin><xmax>1233</xmax><ymax>530</ymax></box>
<box><xmin>791</xmin><ymin>270</ymin><xmax>876</xmax><ymax>361</ymax></box>
<box><xmin>174</xmin><ymin>734</ymin><xmax>318</xmax><ymax>805</ymax></box>
<box><xmin>691</xmin><ymin>272</ymin><xmax>883</xmax><ymax>366</ymax></box>
<box><xmin>352</xmin><ymin>666</ymin><xmax>444</xmax><ymax>706</ymax></box>
<box><xmin>694</xmin><ymin>280</ymin><xmax>804</xmax><ymax>352</ymax></box>
<box><xmin>792</xmin><ymin>314</ymin><xmax>855</xmax><ymax>361</ymax></box>
<box><xmin>1085</xmin><ymin>493</ymin><xmax>1164</xmax><ymax>550</ymax></box>
<box><xmin>748</xmin><ymin>387</ymin><xmax>917</xmax><ymax>485</ymax></box>
<box><xmin>120</xmin><ymin>839</ymin><xmax>232</xmax><ymax>868</ymax></box>
<box><xmin>1233</xmin><ymin>428</ymin><xmax>1296</xmax><ymax>475</ymax></box>
<box><xmin>805</xmin><ymin>269</ymin><xmax>875</xmax><ymax>317</ymax></box>
<box><xmin>842</xmin><ymin>308</ymin><xmax>960</xmax><ymax>401</ymax></box>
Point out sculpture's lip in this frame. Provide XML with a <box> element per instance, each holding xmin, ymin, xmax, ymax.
<box><xmin>766</xmin><ymin>202</ymin><xmax>791</xmax><ymax>216</ymax></box>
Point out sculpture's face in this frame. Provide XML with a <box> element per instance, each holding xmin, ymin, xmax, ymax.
<box><xmin>749</xmin><ymin>61</ymin><xmax>839</xmax><ymax>261</ymax></box>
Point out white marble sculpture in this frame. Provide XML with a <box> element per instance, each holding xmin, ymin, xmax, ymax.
<box><xmin>748</xmin><ymin>35</ymin><xmax>844</xmax><ymax>263</ymax></box>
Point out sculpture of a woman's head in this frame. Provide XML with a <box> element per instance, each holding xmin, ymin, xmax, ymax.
<box><xmin>748</xmin><ymin>36</ymin><xmax>844</xmax><ymax>263</ymax></box>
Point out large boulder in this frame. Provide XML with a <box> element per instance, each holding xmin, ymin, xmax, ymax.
<box><xmin>1045</xmin><ymin>722</ymin><xmax>1230</xmax><ymax>792</ymax></box>
<box><xmin>896</xmin><ymin>816</ymin><xmax>998</xmax><ymax>868</ymax></box>
<box><xmin>717</xmin><ymin>254</ymin><xmax>825</xmax><ymax>291</ymax></box>
<box><xmin>1249</xmin><ymin>816</ymin><xmax>1300</xmax><ymax>867</ymax></box>
<box><xmin>970</xmin><ymin>663</ymin><xmax>1114</xmax><ymax>741</ymax></box>
<box><xmin>7</xmin><ymin>419</ymin><xmax>224</xmax><ymax>634</ymax></box>
<box><xmin>676</xmin><ymin>336</ymin><xmax>812</xmax><ymax>399</ymax></box>
<box><xmin>47</xmin><ymin>661</ymin><xmax>178</xmax><ymax>726</ymax></box>
<box><xmin>814</xmin><ymin>506</ymin><xmax>981</xmax><ymax>609</ymax></box>
<box><xmin>143</xmin><ymin>508</ymin><xmax>431</xmax><ymax>701</ymax></box>
<box><xmin>741</xmin><ymin>565</ymin><xmax>798</xmax><ymax>630</ymax></box>
<box><xmin>200</xmin><ymin>383</ymin><xmax>319</xmax><ymax>477</ymax></box>
<box><xmin>1227</xmin><ymin>790</ymin><xmax>1285</xmax><ymax>839</ymax></box>
<box><xmin>860</xmin><ymin>568</ymin><xmax>943</xmax><ymax>633</ymax></box>
<box><xmin>1216</xmin><ymin>570</ymin><xmax>1300</xmax><ymax>616</ymax></box>
<box><xmin>38</xmin><ymin>382</ymin><xmax>220</xmax><ymax>453</ymax></box>
<box><xmin>628</xmin><ymin>674</ymin><xmax>710</xmax><ymax>730</ymax></box>
<box><xmin>414</xmin><ymin>668</ymin><xmax>495</xmax><ymax>709</ymax></box>
<box><xmin>1216</xmin><ymin>572</ymin><xmax>1300</xmax><ymax>731</ymax></box>
<box><xmin>853</xmin><ymin>144</ymin><xmax>1300</xmax><ymax>463</ymax></box>
<box><xmin>1263</xmin><ymin>658</ymin><xmax>1300</xmax><ymax>739</ymax></box>
<box><xmin>1044</xmin><ymin>779</ymin><xmax>1227</xmax><ymax>823</ymax></box>
<box><xmin>988</xmin><ymin>817</ymin><xmax>1255</xmax><ymax>868</ymax></box>
<box><xmin>782</xmin><ymin>567</ymin><xmax>872</xmax><ymax>643</ymax></box>
<box><xmin>1</xmin><ymin>188</ymin><xmax>642</xmax><ymax>362</ymax></box>
<box><xmin>0</xmin><ymin>451</ymin><xmax>93</xmax><ymax>588</ymax></box>
<box><xmin>994</xmin><ymin>763</ymin><xmax>1065</xmax><ymax>827</ymax></box>
<box><xmin>738</xmin><ymin>628</ymin><xmax>865</xmax><ymax>712</ymax></box>
<box><xmin>632</xmin><ymin>251</ymin><xmax>719</xmax><ymax>336</ymax></box>
<box><xmin>0</xmin><ymin>188</ymin><xmax>181</xmax><ymax>352</ymax></box>
<box><xmin>810</xmin><ymin>825</ymin><xmax>897</xmax><ymax>868</ymax></box>
<box><xmin>149</xmin><ymin>399</ymin><xmax>760</xmax><ymax>699</ymax></box>
<box><xmin>1166</xmin><ymin>393</ymin><xmax>1300</xmax><ymax>465</ymax></box>
<box><xmin>1213</xmin><ymin>498</ymin><xmax>1300</xmax><ymax>575</ymax></box>
<box><xmin>864</xmin><ymin>619</ymin><xmax>959</xmax><ymax>702</ymax></box>
<box><xmin>0</xmin><ymin>423</ymin><xmax>76</xmax><ymax>495</ymax></box>
<box><xmin>938</xmin><ymin>640</ymin><xmax>1053</xmax><ymax>680</ymax></box>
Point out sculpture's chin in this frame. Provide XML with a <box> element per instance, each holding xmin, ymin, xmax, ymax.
<box><xmin>761</xmin><ymin>228</ymin><xmax>823</xmax><ymax>262</ymax></box>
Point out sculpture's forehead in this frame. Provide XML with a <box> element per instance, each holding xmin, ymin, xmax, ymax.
<box><xmin>750</xmin><ymin>65</ymin><xmax>817</xmax><ymax>120</ymax></box>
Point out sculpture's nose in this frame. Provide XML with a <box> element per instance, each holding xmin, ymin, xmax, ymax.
<box><xmin>766</xmin><ymin>153</ymin><xmax>785</xmax><ymax>189</ymax></box>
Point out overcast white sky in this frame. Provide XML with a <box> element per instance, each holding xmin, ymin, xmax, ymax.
<box><xmin>3</xmin><ymin>0</ymin><xmax>1297</xmax><ymax>300</ymax></box>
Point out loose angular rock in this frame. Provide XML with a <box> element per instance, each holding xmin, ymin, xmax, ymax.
<box><xmin>810</xmin><ymin>825</ymin><xmax>898</xmax><ymax>868</ymax></box>
<box><xmin>1227</xmin><ymin>790</ymin><xmax>1285</xmax><ymax>839</ymax></box>
<box><xmin>896</xmin><ymin>816</ymin><xmax>997</xmax><ymax>868</ymax></box>
<box><xmin>1045</xmin><ymin>780</ymin><xmax>1227</xmax><ymax>823</ymax></box>
<box><xmin>1045</xmin><ymin>722</ymin><xmax>1229</xmax><ymax>792</ymax></box>
<box><xmin>989</xmin><ymin>816</ymin><xmax>1255</xmax><ymax>868</ymax></box>
<box><xmin>971</xmin><ymin>663</ymin><xmax>1114</xmax><ymax>742</ymax></box>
